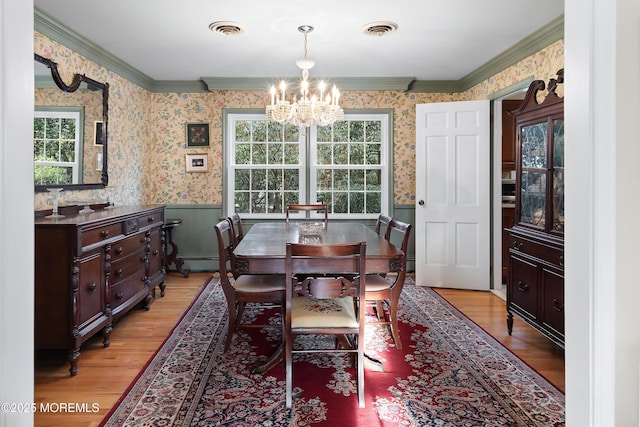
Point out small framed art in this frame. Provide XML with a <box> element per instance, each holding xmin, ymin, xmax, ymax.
<box><xmin>94</xmin><ymin>121</ymin><xmax>103</xmax><ymax>145</ymax></box>
<box><xmin>186</xmin><ymin>122</ymin><xmax>210</xmax><ymax>147</ymax></box>
<box><xmin>185</xmin><ymin>153</ymin><xmax>208</xmax><ymax>173</ymax></box>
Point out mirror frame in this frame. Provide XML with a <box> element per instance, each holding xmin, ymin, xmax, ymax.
<box><xmin>34</xmin><ymin>53</ymin><xmax>109</xmax><ymax>192</ymax></box>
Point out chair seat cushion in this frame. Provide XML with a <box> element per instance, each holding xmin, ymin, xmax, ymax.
<box><xmin>292</xmin><ymin>296</ymin><xmax>358</xmax><ymax>328</ymax></box>
<box><xmin>233</xmin><ymin>274</ymin><xmax>285</xmax><ymax>293</ymax></box>
<box><xmin>365</xmin><ymin>274</ymin><xmax>392</xmax><ymax>292</ymax></box>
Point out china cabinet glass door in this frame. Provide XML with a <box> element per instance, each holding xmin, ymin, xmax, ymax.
<box><xmin>520</xmin><ymin>122</ymin><xmax>547</xmax><ymax>228</ymax></box>
<box><xmin>518</xmin><ymin>117</ymin><xmax>564</xmax><ymax>234</ymax></box>
<box><xmin>552</xmin><ymin>119</ymin><xmax>564</xmax><ymax>232</ymax></box>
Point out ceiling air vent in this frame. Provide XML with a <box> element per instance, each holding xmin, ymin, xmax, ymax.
<box><xmin>362</xmin><ymin>21</ymin><xmax>399</xmax><ymax>37</ymax></box>
<box><xmin>209</xmin><ymin>21</ymin><xmax>245</xmax><ymax>36</ymax></box>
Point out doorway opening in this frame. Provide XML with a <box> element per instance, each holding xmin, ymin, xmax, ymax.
<box><xmin>490</xmin><ymin>81</ymin><xmax>529</xmax><ymax>299</ymax></box>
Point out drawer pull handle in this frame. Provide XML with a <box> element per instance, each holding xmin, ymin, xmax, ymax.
<box><xmin>153</xmin><ymin>249</ymin><xmax>159</xmax><ymax>255</ymax></box>
<box><xmin>101</xmin><ymin>230</ymin><xmax>110</xmax><ymax>238</ymax></box>
<box><xmin>512</xmin><ymin>240</ymin><xmax>523</xmax><ymax>250</ymax></box>
<box><xmin>87</xmin><ymin>282</ymin><xmax>96</xmax><ymax>292</ymax></box>
<box><xmin>115</xmin><ymin>292</ymin><xmax>124</xmax><ymax>300</ymax></box>
<box><xmin>115</xmin><ymin>247</ymin><xmax>123</xmax><ymax>255</ymax></box>
<box><xmin>115</xmin><ymin>268</ymin><xmax>123</xmax><ymax>277</ymax></box>
<box><xmin>559</xmin><ymin>255</ymin><xmax>564</xmax><ymax>267</ymax></box>
<box><xmin>517</xmin><ymin>281</ymin><xmax>529</xmax><ymax>292</ymax></box>
<box><xmin>553</xmin><ymin>298</ymin><xmax>564</xmax><ymax>312</ymax></box>
<box><xmin>148</xmin><ymin>216</ymin><xmax>155</xmax><ymax>223</ymax></box>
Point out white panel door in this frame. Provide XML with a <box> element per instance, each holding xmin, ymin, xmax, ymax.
<box><xmin>415</xmin><ymin>100</ymin><xmax>490</xmax><ymax>290</ymax></box>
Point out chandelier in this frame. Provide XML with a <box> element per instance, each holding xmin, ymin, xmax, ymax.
<box><xmin>266</xmin><ymin>25</ymin><xmax>344</xmax><ymax>127</ymax></box>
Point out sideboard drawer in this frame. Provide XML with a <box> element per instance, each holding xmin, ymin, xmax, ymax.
<box><xmin>109</xmin><ymin>270</ymin><xmax>147</xmax><ymax>310</ymax></box>
<box><xmin>82</xmin><ymin>223</ymin><xmax>123</xmax><ymax>247</ymax></box>
<box><xmin>138</xmin><ymin>211</ymin><xmax>163</xmax><ymax>228</ymax></box>
<box><xmin>110</xmin><ymin>233</ymin><xmax>147</xmax><ymax>262</ymax></box>
<box><xmin>110</xmin><ymin>248</ymin><xmax>146</xmax><ymax>286</ymax></box>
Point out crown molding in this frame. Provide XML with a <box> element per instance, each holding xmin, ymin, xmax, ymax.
<box><xmin>152</xmin><ymin>80</ymin><xmax>210</xmax><ymax>93</ymax></box>
<box><xmin>408</xmin><ymin>14</ymin><xmax>564</xmax><ymax>93</ymax></box>
<box><xmin>457</xmin><ymin>14</ymin><xmax>564</xmax><ymax>91</ymax></box>
<box><xmin>201</xmin><ymin>76</ymin><xmax>414</xmax><ymax>91</ymax></box>
<box><xmin>407</xmin><ymin>80</ymin><xmax>466</xmax><ymax>93</ymax></box>
<box><xmin>34</xmin><ymin>8</ymin><xmax>157</xmax><ymax>91</ymax></box>
<box><xmin>35</xmin><ymin>8</ymin><xmax>564</xmax><ymax>94</ymax></box>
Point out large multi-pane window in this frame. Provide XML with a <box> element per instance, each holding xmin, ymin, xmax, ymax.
<box><xmin>225</xmin><ymin>111</ymin><xmax>390</xmax><ymax>219</ymax></box>
<box><xmin>33</xmin><ymin>109</ymin><xmax>82</xmax><ymax>185</ymax></box>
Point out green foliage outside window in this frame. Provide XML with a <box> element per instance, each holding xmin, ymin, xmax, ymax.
<box><xmin>228</xmin><ymin>113</ymin><xmax>387</xmax><ymax>218</ymax></box>
<box><xmin>33</xmin><ymin>114</ymin><xmax>79</xmax><ymax>185</ymax></box>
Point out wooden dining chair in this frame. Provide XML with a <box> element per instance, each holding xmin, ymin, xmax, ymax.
<box><xmin>227</xmin><ymin>213</ymin><xmax>244</xmax><ymax>247</ymax></box>
<box><xmin>366</xmin><ymin>218</ymin><xmax>412</xmax><ymax>350</ymax></box>
<box><xmin>285</xmin><ymin>241</ymin><xmax>367</xmax><ymax>408</ymax></box>
<box><xmin>214</xmin><ymin>219</ymin><xmax>285</xmax><ymax>352</ymax></box>
<box><xmin>374</xmin><ymin>213</ymin><xmax>392</xmax><ymax>236</ymax></box>
<box><xmin>285</xmin><ymin>203</ymin><xmax>328</xmax><ymax>224</ymax></box>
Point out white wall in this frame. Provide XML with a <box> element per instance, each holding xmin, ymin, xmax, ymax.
<box><xmin>0</xmin><ymin>1</ymin><xmax>34</xmax><ymax>426</ymax></box>
<box><xmin>565</xmin><ymin>0</ymin><xmax>640</xmax><ymax>425</ymax></box>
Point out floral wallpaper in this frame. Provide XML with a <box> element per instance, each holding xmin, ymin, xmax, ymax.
<box><xmin>35</xmin><ymin>31</ymin><xmax>150</xmax><ymax>209</ymax></box>
<box><xmin>34</xmin><ymin>31</ymin><xmax>563</xmax><ymax>210</ymax></box>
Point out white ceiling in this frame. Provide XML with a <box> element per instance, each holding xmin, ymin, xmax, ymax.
<box><xmin>33</xmin><ymin>0</ymin><xmax>564</xmax><ymax>83</ymax></box>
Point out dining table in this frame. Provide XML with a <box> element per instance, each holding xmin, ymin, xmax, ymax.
<box><xmin>233</xmin><ymin>221</ymin><xmax>403</xmax><ymax>275</ymax></box>
<box><xmin>233</xmin><ymin>221</ymin><xmax>404</xmax><ymax>373</ymax></box>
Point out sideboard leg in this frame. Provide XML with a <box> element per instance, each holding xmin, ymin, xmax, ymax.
<box><xmin>68</xmin><ymin>348</ymin><xmax>80</xmax><ymax>376</ymax></box>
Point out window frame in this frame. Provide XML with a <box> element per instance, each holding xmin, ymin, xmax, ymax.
<box><xmin>33</xmin><ymin>107</ymin><xmax>84</xmax><ymax>186</ymax></box>
<box><xmin>223</xmin><ymin>108</ymin><xmax>393</xmax><ymax>220</ymax></box>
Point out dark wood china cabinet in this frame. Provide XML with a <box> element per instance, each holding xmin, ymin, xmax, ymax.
<box><xmin>507</xmin><ymin>69</ymin><xmax>564</xmax><ymax>348</ymax></box>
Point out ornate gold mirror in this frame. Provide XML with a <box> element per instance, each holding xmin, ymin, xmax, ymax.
<box><xmin>34</xmin><ymin>53</ymin><xmax>109</xmax><ymax>192</ymax></box>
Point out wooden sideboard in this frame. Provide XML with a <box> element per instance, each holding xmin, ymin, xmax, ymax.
<box><xmin>35</xmin><ymin>205</ymin><xmax>166</xmax><ymax>375</ymax></box>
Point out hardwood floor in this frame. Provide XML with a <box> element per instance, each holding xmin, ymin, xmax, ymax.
<box><xmin>33</xmin><ymin>272</ymin><xmax>565</xmax><ymax>426</ymax></box>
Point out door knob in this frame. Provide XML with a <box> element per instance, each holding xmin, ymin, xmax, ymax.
<box><xmin>418</xmin><ymin>200</ymin><xmax>425</xmax><ymax>206</ymax></box>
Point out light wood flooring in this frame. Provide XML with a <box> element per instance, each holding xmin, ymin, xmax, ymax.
<box><xmin>34</xmin><ymin>272</ymin><xmax>565</xmax><ymax>426</ymax></box>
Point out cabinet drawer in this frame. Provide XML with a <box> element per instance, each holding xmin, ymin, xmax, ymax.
<box><xmin>110</xmin><ymin>233</ymin><xmax>147</xmax><ymax>262</ymax></box>
<box><xmin>508</xmin><ymin>255</ymin><xmax>538</xmax><ymax>320</ymax></box>
<box><xmin>77</xmin><ymin>252</ymin><xmax>105</xmax><ymax>327</ymax></box>
<box><xmin>82</xmin><ymin>223</ymin><xmax>123</xmax><ymax>247</ymax></box>
<box><xmin>138</xmin><ymin>211</ymin><xmax>164</xmax><ymax>229</ymax></box>
<box><xmin>509</xmin><ymin>235</ymin><xmax>563</xmax><ymax>268</ymax></box>
<box><xmin>110</xmin><ymin>249</ymin><xmax>146</xmax><ymax>286</ymax></box>
<box><xmin>110</xmin><ymin>270</ymin><xmax>147</xmax><ymax>310</ymax></box>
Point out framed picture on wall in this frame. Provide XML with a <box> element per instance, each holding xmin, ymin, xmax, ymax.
<box><xmin>94</xmin><ymin>121</ymin><xmax>103</xmax><ymax>145</ymax></box>
<box><xmin>186</xmin><ymin>122</ymin><xmax>210</xmax><ymax>147</ymax></box>
<box><xmin>185</xmin><ymin>153</ymin><xmax>208</xmax><ymax>173</ymax></box>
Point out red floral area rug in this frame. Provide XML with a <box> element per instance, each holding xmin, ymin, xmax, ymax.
<box><xmin>101</xmin><ymin>276</ymin><xmax>565</xmax><ymax>426</ymax></box>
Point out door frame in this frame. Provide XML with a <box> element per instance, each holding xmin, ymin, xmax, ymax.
<box><xmin>488</xmin><ymin>79</ymin><xmax>532</xmax><ymax>292</ymax></box>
